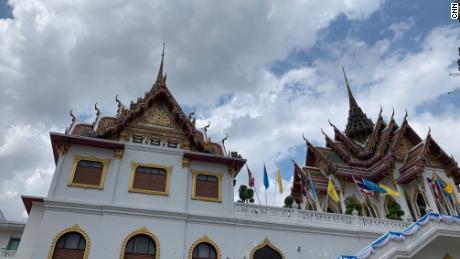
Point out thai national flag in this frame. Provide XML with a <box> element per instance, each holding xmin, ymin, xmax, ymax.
<box><xmin>247</xmin><ymin>165</ymin><xmax>255</xmax><ymax>188</ymax></box>
<box><xmin>352</xmin><ymin>177</ymin><xmax>374</xmax><ymax>196</ymax></box>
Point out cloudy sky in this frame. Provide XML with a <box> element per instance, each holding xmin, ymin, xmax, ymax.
<box><xmin>0</xmin><ymin>0</ymin><xmax>459</xmax><ymax>221</ymax></box>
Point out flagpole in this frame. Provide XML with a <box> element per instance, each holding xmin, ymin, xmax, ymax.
<box><xmin>265</xmin><ymin>188</ymin><xmax>268</xmax><ymax>206</ymax></box>
<box><xmin>353</xmin><ymin>177</ymin><xmax>372</xmax><ymax>216</ymax></box>
<box><xmin>253</xmin><ymin>185</ymin><xmax>262</xmax><ymax>205</ymax></box>
<box><xmin>273</xmin><ymin>173</ymin><xmax>277</xmax><ymax>206</ymax></box>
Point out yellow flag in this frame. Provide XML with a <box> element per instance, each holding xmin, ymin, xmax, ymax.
<box><xmin>276</xmin><ymin>169</ymin><xmax>283</xmax><ymax>194</ymax></box>
<box><xmin>445</xmin><ymin>182</ymin><xmax>453</xmax><ymax>194</ymax></box>
<box><xmin>379</xmin><ymin>183</ymin><xmax>400</xmax><ymax>197</ymax></box>
<box><xmin>327</xmin><ymin>178</ymin><xmax>340</xmax><ymax>203</ymax></box>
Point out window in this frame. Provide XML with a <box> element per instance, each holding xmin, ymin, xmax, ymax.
<box><xmin>150</xmin><ymin>138</ymin><xmax>161</xmax><ymax>146</ymax></box>
<box><xmin>167</xmin><ymin>142</ymin><xmax>178</xmax><ymax>148</ymax></box>
<box><xmin>124</xmin><ymin>235</ymin><xmax>156</xmax><ymax>259</ymax></box>
<box><xmin>132</xmin><ymin>136</ymin><xmax>144</xmax><ymax>144</ymax></box>
<box><xmin>192</xmin><ymin>243</ymin><xmax>217</xmax><ymax>259</ymax></box>
<box><xmin>68</xmin><ymin>155</ymin><xmax>110</xmax><ymax>189</ymax></box>
<box><xmin>253</xmin><ymin>245</ymin><xmax>283</xmax><ymax>259</ymax></box>
<box><xmin>129</xmin><ymin>162</ymin><xmax>172</xmax><ymax>195</ymax></box>
<box><xmin>7</xmin><ymin>238</ymin><xmax>20</xmax><ymax>251</ymax></box>
<box><xmin>192</xmin><ymin>171</ymin><xmax>222</xmax><ymax>202</ymax></box>
<box><xmin>52</xmin><ymin>232</ymin><xmax>86</xmax><ymax>259</ymax></box>
<box><xmin>250</xmin><ymin>239</ymin><xmax>284</xmax><ymax>259</ymax></box>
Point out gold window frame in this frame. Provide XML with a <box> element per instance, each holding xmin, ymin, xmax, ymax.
<box><xmin>119</xmin><ymin>227</ymin><xmax>160</xmax><ymax>259</ymax></box>
<box><xmin>129</xmin><ymin>161</ymin><xmax>172</xmax><ymax>196</ymax></box>
<box><xmin>249</xmin><ymin>238</ymin><xmax>285</xmax><ymax>259</ymax></box>
<box><xmin>188</xmin><ymin>235</ymin><xmax>221</xmax><ymax>259</ymax></box>
<box><xmin>47</xmin><ymin>224</ymin><xmax>90</xmax><ymax>259</ymax></box>
<box><xmin>191</xmin><ymin>170</ymin><xmax>223</xmax><ymax>203</ymax></box>
<box><xmin>68</xmin><ymin>155</ymin><xmax>111</xmax><ymax>190</ymax></box>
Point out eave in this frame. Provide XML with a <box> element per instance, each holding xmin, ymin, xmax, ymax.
<box><xmin>22</xmin><ymin>195</ymin><xmax>44</xmax><ymax>215</ymax></box>
<box><xmin>184</xmin><ymin>151</ymin><xmax>246</xmax><ymax>177</ymax></box>
<box><xmin>50</xmin><ymin>132</ymin><xmax>125</xmax><ymax>164</ymax></box>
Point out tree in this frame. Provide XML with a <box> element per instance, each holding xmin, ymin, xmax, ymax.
<box><xmin>284</xmin><ymin>195</ymin><xmax>293</xmax><ymax>208</ymax></box>
<box><xmin>386</xmin><ymin>198</ymin><xmax>404</xmax><ymax>220</ymax></box>
<box><xmin>238</xmin><ymin>185</ymin><xmax>254</xmax><ymax>203</ymax></box>
<box><xmin>345</xmin><ymin>197</ymin><xmax>362</xmax><ymax>215</ymax></box>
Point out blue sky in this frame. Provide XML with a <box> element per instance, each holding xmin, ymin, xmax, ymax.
<box><xmin>0</xmin><ymin>0</ymin><xmax>12</xmax><ymax>19</ymax></box>
<box><xmin>1</xmin><ymin>0</ymin><xmax>460</xmax><ymax>220</ymax></box>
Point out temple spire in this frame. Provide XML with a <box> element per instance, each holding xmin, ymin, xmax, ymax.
<box><xmin>342</xmin><ymin>67</ymin><xmax>374</xmax><ymax>143</ymax></box>
<box><xmin>155</xmin><ymin>43</ymin><xmax>166</xmax><ymax>86</ymax></box>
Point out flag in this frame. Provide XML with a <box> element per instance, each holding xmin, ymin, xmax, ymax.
<box><xmin>352</xmin><ymin>177</ymin><xmax>374</xmax><ymax>196</ymax></box>
<box><xmin>308</xmin><ymin>172</ymin><xmax>318</xmax><ymax>201</ymax></box>
<box><xmin>291</xmin><ymin>161</ymin><xmax>304</xmax><ymax>204</ymax></box>
<box><xmin>276</xmin><ymin>169</ymin><xmax>283</xmax><ymax>193</ymax></box>
<box><xmin>379</xmin><ymin>183</ymin><xmax>400</xmax><ymax>197</ymax></box>
<box><xmin>436</xmin><ymin>177</ymin><xmax>453</xmax><ymax>200</ymax></box>
<box><xmin>292</xmin><ymin>160</ymin><xmax>306</xmax><ymax>196</ymax></box>
<box><xmin>247</xmin><ymin>165</ymin><xmax>255</xmax><ymax>188</ymax></box>
<box><xmin>427</xmin><ymin>177</ymin><xmax>439</xmax><ymax>199</ymax></box>
<box><xmin>362</xmin><ymin>179</ymin><xmax>387</xmax><ymax>194</ymax></box>
<box><xmin>263</xmin><ymin>164</ymin><xmax>269</xmax><ymax>190</ymax></box>
<box><xmin>327</xmin><ymin>177</ymin><xmax>340</xmax><ymax>203</ymax></box>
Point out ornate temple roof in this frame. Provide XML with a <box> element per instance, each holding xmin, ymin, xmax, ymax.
<box><xmin>292</xmin><ymin>71</ymin><xmax>460</xmax><ymax>200</ymax></box>
<box><xmin>342</xmin><ymin>67</ymin><xmax>374</xmax><ymax>143</ymax></box>
<box><xmin>63</xmin><ymin>45</ymin><xmax>226</xmax><ymax>156</ymax></box>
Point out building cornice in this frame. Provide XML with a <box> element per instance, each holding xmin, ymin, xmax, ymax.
<box><xmin>41</xmin><ymin>199</ymin><xmax>404</xmax><ymax>239</ymax></box>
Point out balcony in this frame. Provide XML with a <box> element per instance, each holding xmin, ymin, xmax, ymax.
<box><xmin>234</xmin><ymin>203</ymin><xmax>412</xmax><ymax>233</ymax></box>
<box><xmin>0</xmin><ymin>249</ymin><xmax>16</xmax><ymax>258</ymax></box>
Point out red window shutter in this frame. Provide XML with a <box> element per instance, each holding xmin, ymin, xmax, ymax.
<box><xmin>73</xmin><ymin>161</ymin><xmax>103</xmax><ymax>186</ymax></box>
<box><xmin>150</xmin><ymin>174</ymin><xmax>166</xmax><ymax>192</ymax></box>
<box><xmin>53</xmin><ymin>248</ymin><xmax>85</xmax><ymax>259</ymax></box>
<box><xmin>196</xmin><ymin>175</ymin><xmax>218</xmax><ymax>199</ymax></box>
<box><xmin>133</xmin><ymin>172</ymin><xmax>151</xmax><ymax>190</ymax></box>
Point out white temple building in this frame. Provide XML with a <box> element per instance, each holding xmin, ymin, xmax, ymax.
<box><xmin>9</xmin><ymin>49</ymin><xmax>460</xmax><ymax>259</ymax></box>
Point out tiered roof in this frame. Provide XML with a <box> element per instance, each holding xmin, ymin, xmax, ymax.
<box><xmin>64</xmin><ymin>45</ymin><xmax>224</xmax><ymax>156</ymax></box>
<box><xmin>293</xmin><ymin>70</ymin><xmax>460</xmax><ymax>199</ymax></box>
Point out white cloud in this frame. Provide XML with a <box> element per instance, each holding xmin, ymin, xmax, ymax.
<box><xmin>7</xmin><ymin>0</ymin><xmax>460</xmax><ymax>221</ymax></box>
<box><xmin>389</xmin><ymin>17</ymin><xmax>416</xmax><ymax>40</ymax></box>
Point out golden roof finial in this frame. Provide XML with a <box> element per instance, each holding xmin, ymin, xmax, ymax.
<box><xmin>70</xmin><ymin>109</ymin><xmax>76</xmax><ymax>122</ymax></box>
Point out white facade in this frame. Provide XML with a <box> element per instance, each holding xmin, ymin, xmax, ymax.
<box><xmin>13</xmin><ymin>137</ymin><xmax>460</xmax><ymax>259</ymax></box>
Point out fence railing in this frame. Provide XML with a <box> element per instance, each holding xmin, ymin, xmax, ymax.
<box><xmin>234</xmin><ymin>203</ymin><xmax>412</xmax><ymax>231</ymax></box>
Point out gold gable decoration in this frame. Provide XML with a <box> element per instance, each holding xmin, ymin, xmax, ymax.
<box><xmin>396</xmin><ymin>137</ymin><xmax>412</xmax><ymax>160</ymax></box>
<box><xmin>139</xmin><ymin>104</ymin><xmax>175</xmax><ymax>128</ymax></box>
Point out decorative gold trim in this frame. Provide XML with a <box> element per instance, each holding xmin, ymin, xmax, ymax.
<box><xmin>119</xmin><ymin>227</ymin><xmax>160</xmax><ymax>259</ymax></box>
<box><xmin>68</xmin><ymin>155</ymin><xmax>111</xmax><ymax>190</ymax></box>
<box><xmin>191</xmin><ymin>170</ymin><xmax>223</xmax><ymax>203</ymax></box>
<box><xmin>188</xmin><ymin>235</ymin><xmax>221</xmax><ymax>259</ymax></box>
<box><xmin>182</xmin><ymin>157</ymin><xmax>190</xmax><ymax>168</ymax></box>
<box><xmin>114</xmin><ymin>149</ymin><xmax>124</xmax><ymax>159</ymax></box>
<box><xmin>129</xmin><ymin>161</ymin><xmax>172</xmax><ymax>196</ymax></box>
<box><xmin>249</xmin><ymin>238</ymin><xmax>285</xmax><ymax>259</ymax></box>
<box><xmin>48</xmin><ymin>224</ymin><xmax>90</xmax><ymax>259</ymax></box>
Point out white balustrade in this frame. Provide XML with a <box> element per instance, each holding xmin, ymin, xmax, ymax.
<box><xmin>234</xmin><ymin>203</ymin><xmax>412</xmax><ymax>232</ymax></box>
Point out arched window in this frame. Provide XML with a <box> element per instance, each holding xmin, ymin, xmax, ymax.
<box><xmin>52</xmin><ymin>232</ymin><xmax>86</xmax><ymax>259</ymax></box>
<box><xmin>250</xmin><ymin>238</ymin><xmax>285</xmax><ymax>259</ymax></box>
<box><xmin>188</xmin><ymin>236</ymin><xmax>221</xmax><ymax>259</ymax></box>
<box><xmin>192</xmin><ymin>243</ymin><xmax>217</xmax><ymax>259</ymax></box>
<box><xmin>253</xmin><ymin>245</ymin><xmax>283</xmax><ymax>259</ymax></box>
<box><xmin>416</xmin><ymin>192</ymin><xmax>427</xmax><ymax>218</ymax></box>
<box><xmin>124</xmin><ymin>234</ymin><xmax>156</xmax><ymax>259</ymax></box>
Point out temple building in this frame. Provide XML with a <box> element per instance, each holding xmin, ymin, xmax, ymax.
<box><xmin>291</xmin><ymin>68</ymin><xmax>460</xmax><ymax>222</ymax></box>
<box><xmin>10</xmin><ymin>49</ymin><xmax>460</xmax><ymax>259</ymax></box>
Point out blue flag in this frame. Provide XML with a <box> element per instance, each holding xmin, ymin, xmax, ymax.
<box><xmin>362</xmin><ymin>179</ymin><xmax>387</xmax><ymax>194</ymax></box>
<box><xmin>263</xmin><ymin>164</ymin><xmax>269</xmax><ymax>190</ymax></box>
<box><xmin>308</xmin><ymin>174</ymin><xmax>318</xmax><ymax>201</ymax></box>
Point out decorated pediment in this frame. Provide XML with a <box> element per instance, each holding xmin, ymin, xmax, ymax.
<box><xmin>135</xmin><ymin>104</ymin><xmax>177</xmax><ymax>129</ymax></box>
